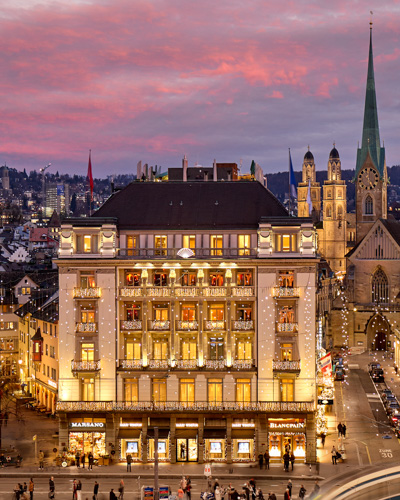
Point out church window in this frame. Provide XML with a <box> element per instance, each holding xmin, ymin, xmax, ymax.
<box><xmin>326</xmin><ymin>204</ymin><xmax>332</xmax><ymax>218</ymax></box>
<box><xmin>337</xmin><ymin>206</ymin><xmax>343</xmax><ymax>218</ymax></box>
<box><xmin>372</xmin><ymin>268</ymin><xmax>388</xmax><ymax>304</ymax></box>
<box><xmin>365</xmin><ymin>195</ymin><xmax>373</xmax><ymax>215</ymax></box>
<box><xmin>338</xmin><ymin>190</ymin><xmax>342</xmax><ymax>199</ymax></box>
<box><xmin>327</xmin><ymin>190</ymin><xmax>332</xmax><ymax>198</ymax></box>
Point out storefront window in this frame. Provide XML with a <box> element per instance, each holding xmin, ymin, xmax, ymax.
<box><xmin>121</xmin><ymin>439</ymin><xmax>141</xmax><ymax>460</ymax></box>
<box><xmin>236</xmin><ymin>379</ymin><xmax>251</xmax><ymax>404</ymax></box>
<box><xmin>148</xmin><ymin>438</ymin><xmax>169</xmax><ymax>461</ymax></box>
<box><xmin>177</xmin><ymin>438</ymin><xmax>198</xmax><ymax>462</ymax></box>
<box><xmin>153</xmin><ymin>379</ymin><xmax>167</xmax><ymax>403</ymax></box>
<box><xmin>124</xmin><ymin>379</ymin><xmax>138</xmax><ymax>402</ymax></box>
<box><xmin>180</xmin><ymin>379</ymin><xmax>195</xmax><ymax>405</ymax></box>
<box><xmin>208</xmin><ymin>379</ymin><xmax>223</xmax><ymax>404</ymax></box>
<box><xmin>232</xmin><ymin>439</ymin><xmax>253</xmax><ymax>461</ymax></box>
<box><xmin>69</xmin><ymin>431</ymin><xmax>105</xmax><ymax>459</ymax></box>
<box><xmin>205</xmin><ymin>439</ymin><xmax>225</xmax><ymax>461</ymax></box>
<box><xmin>268</xmin><ymin>433</ymin><xmax>305</xmax><ymax>460</ymax></box>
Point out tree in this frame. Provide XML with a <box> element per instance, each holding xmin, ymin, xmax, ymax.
<box><xmin>0</xmin><ymin>377</ymin><xmax>25</xmax><ymax>450</ymax></box>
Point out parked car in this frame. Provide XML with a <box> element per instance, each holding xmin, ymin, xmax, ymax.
<box><xmin>382</xmin><ymin>393</ymin><xmax>396</xmax><ymax>404</ymax></box>
<box><xmin>334</xmin><ymin>367</ymin><xmax>345</xmax><ymax>381</ymax></box>
<box><xmin>371</xmin><ymin>368</ymin><xmax>385</xmax><ymax>382</ymax></box>
<box><xmin>386</xmin><ymin>402</ymin><xmax>400</xmax><ymax>416</ymax></box>
<box><xmin>368</xmin><ymin>362</ymin><xmax>381</xmax><ymax>374</ymax></box>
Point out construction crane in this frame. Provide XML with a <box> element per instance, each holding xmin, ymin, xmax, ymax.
<box><xmin>40</xmin><ymin>163</ymin><xmax>51</xmax><ymax>218</ymax></box>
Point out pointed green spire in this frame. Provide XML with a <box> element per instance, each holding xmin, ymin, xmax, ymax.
<box><xmin>356</xmin><ymin>26</ymin><xmax>385</xmax><ymax>177</ymax></box>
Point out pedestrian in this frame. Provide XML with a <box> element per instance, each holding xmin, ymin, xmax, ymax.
<box><xmin>258</xmin><ymin>452</ymin><xmax>263</xmax><ymax>469</ymax></box>
<box><xmin>75</xmin><ymin>451</ymin><xmax>81</xmax><ymax>468</ymax></box>
<box><xmin>38</xmin><ymin>450</ymin><xmax>45</xmax><ymax>470</ymax></box>
<box><xmin>263</xmin><ymin>450</ymin><xmax>270</xmax><ymax>470</ymax></box>
<box><xmin>249</xmin><ymin>479</ymin><xmax>256</xmax><ymax>500</ymax></box>
<box><xmin>299</xmin><ymin>485</ymin><xmax>306</xmax><ymax>499</ymax></box>
<box><xmin>290</xmin><ymin>452</ymin><xmax>295</xmax><ymax>471</ymax></box>
<box><xmin>337</xmin><ymin>422</ymin><xmax>343</xmax><ymax>437</ymax></box>
<box><xmin>331</xmin><ymin>446</ymin><xmax>337</xmax><ymax>465</ymax></box>
<box><xmin>286</xmin><ymin>480</ymin><xmax>292</xmax><ymax>497</ymax></box>
<box><xmin>177</xmin><ymin>487</ymin><xmax>184</xmax><ymax>500</ymax></box>
<box><xmin>81</xmin><ymin>453</ymin><xmax>85</xmax><ymax>469</ymax></box>
<box><xmin>77</xmin><ymin>480</ymin><xmax>82</xmax><ymax>500</ymax></box>
<box><xmin>309</xmin><ymin>481</ymin><xmax>320</xmax><ymax>499</ymax></box>
<box><xmin>88</xmin><ymin>452</ymin><xmax>94</xmax><ymax>470</ymax></box>
<box><xmin>186</xmin><ymin>478</ymin><xmax>191</xmax><ymax>500</ymax></box>
<box><xmin>342</xmin><ymin>424</ymin><xmax>347</xmax><ymax>438</ymax></box>
<box><xmin>267</xmin><ymin>494</ymin><xmax>276</xmax><ymax>500</ymax></box>
<box><xmin>118</xmin><ymin>479</ymin><xmax>124</xmax><ymax>500</ymax></box>
<box><xmin>93</xmin><ymin>481</ymin><xmax>99</xmax><ymax>500</ymax></box>
<box><xmin>215</xmin><ymin>486</ymin><xmax>221</xmax><ymax>500</ymax></box>
<box><xmin>49</xmin><ymin>477</ymin><xmax>55</xmax><ymax>500</ymax></box>
<box><xmin>72</xmin><ymin>479</ymin><xmax>78</xmax><ymax>500</ymax></box>
<box><xmin>243</xmin><ymin>482</ymin><xmax>250</xmax><ymax>500</ymax></box>
<box><xmin>14</xmin><ymin>484</ymin><xmax>22</xmax><ymax>500</ymax></box>
<box><xmin>283</xmin><ymin>452</ymin><xmax>290</xmax><ymax>472</ymax></box>
<box><xmin>321</xmin><ymin>433</ymin><xmax>326</xmax><ymax>447</ymax></box>
<box><xmin>110</xmin><ymin>489</ymin><xmax>117</xmax><ymax>500</ymax></box>
<box><xmin>126</xmin><ymin>453</ymin><xmax>132</xmax><ymax>472</ymax></box>
<box><xmin>283</xmin><ymin>488</ymin><xmax>290</xmax><ymax>500</ymax></box>
<box><xmin>29</xmin><ymin>478</ymin><xmax>34</xmax><ymax>500</ymax></box>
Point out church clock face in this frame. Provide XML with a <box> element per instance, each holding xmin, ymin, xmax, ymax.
<box><xmin>358</xmin><ymin>167</ymin><xmax>379</xmax><ymax>189</ymax></box>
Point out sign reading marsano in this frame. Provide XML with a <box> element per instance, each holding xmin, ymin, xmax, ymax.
<box><xmin>69</xmin><ymin>422</ymin><xmax>105</xmax><ymax>429</ymax></box>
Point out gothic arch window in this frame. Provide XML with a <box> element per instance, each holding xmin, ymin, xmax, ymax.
<box><xmin>365</xmin><ymin>195</ymin><xmax>373</xmax><ymax>215</ymax></box>
<box><xmin>337</xmin><ymin>206</ymin><xmax>343</xmax><ymax>218</ymax></box>
<box><xmin>326</xmin><ymin>204</ymin><xmax>332</xmax><ymax>218</ymax></box>
<box><xmin>372</xmin><ymin>268</ymin><xmax>389</xmax><ymax>304</ymax></box>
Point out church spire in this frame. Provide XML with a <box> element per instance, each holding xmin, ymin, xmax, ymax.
<box><xmin>356</xmin><ymin>24</ymin><xmax>385</xmax><ymax>177</ymax></box>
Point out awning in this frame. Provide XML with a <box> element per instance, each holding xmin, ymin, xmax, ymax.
<box><xmin>175</xmin><ymin>429</ymin><xmax>198</xmax><ymax>439</ymax></box>
<box><xmin>203</xmin><ymin>429</ymin><xmax>226</xmax><ymax>439</ymax></box>
<box><xmin>231</xmin><ymin>429</ymin><xmax>255</xmax><ymax>439</ymax></box>
<box><xmin>147</xmin><ymin>428</ymin><xmax>170</xmax><ymax>439</ymax></box>
<box><xmin>118</xmin><ymin>429</ymin><xmax>141</xmax><ymax>439</ymax></box>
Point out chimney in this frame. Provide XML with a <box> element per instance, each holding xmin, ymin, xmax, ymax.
<box><xmin>182</xmin><ymin>155</ymin><xmax>188</xmax><ymax>182</ymax></box>
<box><xmin>213</xmin><ymin>159</ymin><xmax>217</xmax><ymax>181</ymax></box>
<box><xmin>137</xmin><ymin>161</ymin><xmax>142</xmax><ymax>180</ymax></box>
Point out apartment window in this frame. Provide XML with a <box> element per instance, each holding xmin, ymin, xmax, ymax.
<box><xmin>280</xmin><ymin>344</ymin><xmax>293</xmax><ymax>361</ymax></box>
<box><xmin>209</xmin><ymin>271</ymin><xmax>224</xmax><ymax>287</ymax></box>
<box><xmin>81</xmin><ymin>234</ymin><xmax>98</xmax><ymax>253</ymax></box>
<box><xmin>154</xmin><ymin>304</ymin><xmax>169</xmax><ymax>321</ymax></box>
<box><xmin>21</xmin><ymin>287</ymin><xmax>31</xmax><ymax>295</ymax></box>
<box><xmin>275</xmin><ymin>234</ymin><xmax>297</xmax><ymax>252</ymax></box>
<box><xmin>50</xmin><ymin>346</ymin><xmax>55</xmax><ymax>359</ymax></box>
<box><xmin>155</xmin><ymin>235</ymin><xmax>167</xmax><ymax>256</ymax></box>
<box><xmin>181</xmin><ymin>339</ymin><xmax>197</xmax><ymax>360</ymax></box>
<box><xmin>153</xmin><ymin>338</ymin><xmax>169</xmax><ymax>360</ymax></box>
<box><xmin>210</xmin><ymin>235</ymin><xmax>223</xmax><ymax>256</ymax></box>
<box><xmin>208</xmin><ymin>379</ymin><xmax>223</xmax><ymax>403</ymax></box>
<box><xmin>236</xmin><ymin>339</ymin><xmax>252</xmax><ymax>360</ymax></box>
<box><xmin>154</xmin><ymin>271</ymin><xmax>168</xmax><ymax>287</ymax></box>
<box><xmin>181</xmin><ymin>305</ymin><xmax>196</xmax><ymax>321</ymax></box>
<box><xmin>125</xmin><ymin>271</ymin><xmax>141</xmax><ymax>287</ymax></box>
<box><xmin>124</xmin><ymin>378</ymin><xmax>138</xmax><ymax>402</ymax></box>
<box><xmin>47</xmin><ymin>366</ymin><xmax>49</xmax><ymax>377</ymax></box>
<box><xmin>126</xmin><ymin>304</ymin><xmax>141</xmax><ymax>320</ymax></box>
<box><xmin>45</xmin><ymin>344</ymin><xmax>48</xmax><ymax>356</ymax></box>
<box><xmin>180</xmin><ymin>378</ymin><xmax>195</xmax><ymax>404</ymax></box>
<box><xmin>51</xmin><ymin>368</ymin><xmax>56</xmax><ymax>380</ymax></box>
<box><xmin>209</xmin><ymin>335</ymin><xmax>224</xmax><ymax>360</ymax></box>
<box><xmin>81</xmin><ymin>343</ymin><xmax>94</xmax><ymax>361</ymax></box>
<box><xmin>81</xmin><ymin>309</ymin><xmax>95</xmax><ymax>323</ymax></box>
<box><xmin>82</xmin><ymin>378</ymin><xmax>95</xmax><ymax>402</ymax></box>
<box><xmin>153</xmin><ymin>378</ymin><xmax>167</xmax><ymax>403</ymax></box>
<box><xmin>80</xmin><ymin>272</ymin><xmax>96</xmax><ymax>288</ymax></box>
<box><xmin>182</xmin><ymin>235</ymin><xmax>196</xmax><ymax>250</ymax></box>
<box><xmin>125</xmin><ymin>338</ymin><xmax>142</xmax><ymax>359</ymax></box>
<box><xmin>279</xmin><ymin>270</ymin><xmax>294</xmax><ymax>288</ymax></box>
<box><xmin>280</xmin><ymin>379</ymin><xmax>294</xmax><ymax>402</ymax></box>
<box><xmin>237</xmin><ymin>270</ymin><xmax>252</xmax><ymax>286</ymax></box>
<box><xmin>209</xmin><ymin>304</ymin><xmax>224</xmax><ymax>321</ymax></box>
<box><xmin>54</xmin><ymin>326</ymin><xmax>57</xmax><ymax>338</ymax></box>
<box><xmin>127</xmin><ymin>235</ymin><xmax>139</xmax><ymax>256</ymax></box>
<box><xmin>278</xmin><ymin>306</ymin><xmax>295</xmax><ymax>324</ymax></box>
<box><xmin>50</xmin><ymin>324</ymin><xmax>53</xmax><ymax>337</ymax></box>
<box><xmin>238</xmin><ymin>235</ymin><xmax>251</xmax><ymax>256</ymax></box>
<box><xmin>43</xmin><ymin>364</ymin><xmax>46</xmax><ymax>375</ymax></box>
<box><xmin>181</xmin><ymin>270</ymin><xmax>197</xmax><ymax>286</ymax></box>
<box><xmin>236</xmin><ymin>379</ymin><xmax>251</xmax><ymax>403</ymax></box>
<box><xmin>236</xmin><ymin>304</ymin><xmax>252</xmax><ymax>320</ymax></box>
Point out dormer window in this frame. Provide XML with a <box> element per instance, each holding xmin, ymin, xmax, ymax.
<box><xmin>275</xmin><ymin>234</ymin><xmax>297</xmax><ymax>252</ymax></box>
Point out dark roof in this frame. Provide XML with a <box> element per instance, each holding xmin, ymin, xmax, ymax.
<box><xmin>304</xmin><ymin>151</ymin><xmax>314</xmax><ymax>161</ymax></box>
<box><xmin>32</xmin><ymin>295</ymin><xmax>58</xmax><ymax>323</ymax></box>
<box><xmin>381</xmin><ymin>219</ymin><xmax>400</xmax><ymax>245</ymax></box>
<box><xmin>329</xmin><ymin>147</ymin><xmax>340</xmax><ymax>159</ymax></box>
<box><xmin>92</xmin><ymin>181</ymin><xmax>288</xmax><ymax>229</ymax></box>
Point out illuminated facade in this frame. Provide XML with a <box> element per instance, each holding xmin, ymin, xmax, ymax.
<box><xmin>56</xmin><ymin>180</ymin><xmax>318</xmax><ymax>464</ymax></box>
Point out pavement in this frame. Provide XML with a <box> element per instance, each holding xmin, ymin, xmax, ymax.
<box><xmin>2</xmin><ymin>351</ymin><xmax>400</xmax><ymax>497</ymax></box>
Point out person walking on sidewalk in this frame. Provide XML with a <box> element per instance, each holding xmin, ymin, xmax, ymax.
<box><xmin>283</xmin><ymin>488</ymin><xmax>291</xmax><ymax>500</ymax></box>
<box><xmin>118</xmin><ymin>479</ymin><xmax>124</xmax><ymax>500</ymax></box>
<box><xmin>72</xmin><ymin>479</ymin><xmax>77</xmax><ymax>500</ymax></box>
<box><xmin>286</xmin><ymin>480</ymin><xmax>292</xmax><ymax>497</ymax></box>
<box><xmin>49</xmin><ymin>477</ymin><xmax>55</xmax><ymax>500</ymax></box>
<box><xmin>88</xmin><ymin>452</ymin><xmax>94</xmax><ymax>470</ymax></box>
<box><xmin>337</xmin><ymin>422</ymin><xmax>343</xmax><ymax>437</ymax></box>
<box><xmin>186</xmin><ymin>477</ymin><xmax>192</xmax><ymax>500</ymax></box>
<box><xmin>81</xmin><ymin>453</ymin><xmax>85</xmax><ymax>469</ymax></box>
<box><xmin>264</xmin><ymin>450</ymin><xmax>270</xmax><ymax>470</ymax></box>
<box><xmin>342</xmin><ymin>424</ymin><xmax>347</xmax><ymax>438</ymax></box>
<box><xmin>126</xmin><ymin>453</ymin><xmax>132</xmax><ymax>472</ymax></box>
<box><xmin>331</xmin><ymin>446</ymin><xmax>338</xmax><ymax>465</ymax></box>
<box><xmin>290</xmin><ymin>452</ymin><xmax>295</xmax><ymax>471</ymax></box>
<box><xmin>283</xmin><ymin>451</ymin><xmax>290</xmax><ymax>472</ymax></box>
<box><xmin>258</xmin><ymin>452</ymin><xmax>263</xmax><ymax>469</ymax></box>
<box><xmin>110</xmin><ymin>489</ymin><xmax>117</xmax><ymax>500</ymax></box>
<box><xmin>28</xmin><ymin>478</ymin><xmax>34</xmax><ymax>500</ymax></box>
<box><xmin>93</xmin><ymin>481</ymin><xmax>99</xmax><ymax>500</ymax></box>
<box><xmin>76</xmin><ymin>480</ymin><xmax>82</xmax><ymax>500</ymax></box>
<box><xmin>298</xmin><ymin>485</ymin><xmax>306</xmax><ymax>499</ymax></box>
<box><xmin>267</xmin><ymin>493</ymin><xmax>276</xmax><ymax>500</ymax></box>
<box><xmin>38</xmin><ymin>450</ymin><xmax>45</xmax><ymax>470</ymax></box>
<box><xmin>321</xmin><ymin>433</ymin><xmax>326</xmax><ymax>447</ymax></box>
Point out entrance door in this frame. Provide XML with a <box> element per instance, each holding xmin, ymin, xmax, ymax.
<box><xmin>177</xmin><ymin>438</ymin><xmax>198</xmax><ymax>462</ymax></box>
<box><xmin>375</xmin><ymin>332</ymin><xmax>387</xmax><ymax>351</ymax></box>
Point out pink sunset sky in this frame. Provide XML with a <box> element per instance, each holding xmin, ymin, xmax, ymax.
<box><xmin>0</xmin><ymin>0</ymin><xmax>399</xmax><ymax>177</ymax></box>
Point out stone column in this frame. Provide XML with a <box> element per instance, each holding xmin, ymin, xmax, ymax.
<box><xmin>170</xmin><ymin>416</ymin><xmax>176</xmax><ymax>464</ymax></box>
<box><xmin>198</xmin><ymin>416</ymin><xmax>204</xmax><ymax>464</ymax></box>
<box><xmin>226</xmin><ymin>416</ymin><xmax>232</xmax><ymax>464</ymax></box>
<box><xmin>142</xmin><ymin>416</ymin><xmax>148</xmax><ymax>463</ymax></box>
<box><xmin>306</xmin><ymin>413</ymin><xmax>317</xmax><ymax>464</ymax></box>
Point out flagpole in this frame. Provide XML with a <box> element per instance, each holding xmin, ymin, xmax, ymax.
<box><xmin>89</xmin><ymin>149</ymin><xmax>91</xmax><ymax>217</ymax></box>
<box><xmin>288</xmin><ymin>148</ymin><xmax>291</xmax><ymax>216</ymax></box>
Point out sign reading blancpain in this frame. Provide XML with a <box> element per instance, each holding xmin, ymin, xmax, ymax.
<box><xmin>69</xmin><ymin>422</ymin><xmax>105</xmax><ymax>429</ymax></box>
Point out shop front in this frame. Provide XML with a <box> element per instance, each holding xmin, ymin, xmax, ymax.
<box><xmin>147</xmin><ymin>428</ymin><xmax>170</xmax><ymax>462</ymax></box>
<box><xmin>68</xmin><ymin>420</ymin><xmax>106</xmax><ymax>458</ymax></box>
<box><xmin>231</xmin><ymin>428</ymin><xmax>255</xmax><ymax>462</ymax></box>
<box><xmin>268</xmin><ymin>418</ymin><xmax>306</xmax><ymax>461</ymax></box>
<box><xmin>204</xmin><ymin>429</ymin><xmax>226</xmax><ymax>462</ymax></box>
<box><xmin>119</xmin><ymin>428</ymin><xmax>142</xmax><ymax>461</ymax></box>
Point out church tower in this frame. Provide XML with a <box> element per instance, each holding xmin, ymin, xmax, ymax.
<box><xmin>355</xmin><ymin>25</ymin><xmax>387</xmax><ymax>243</ymax></box>
<box><xmin>321</xmin><ymin>146</ymin><xmax>347</xmax><ymax>274</ymax></box>
<box><xmin>297</xmin><ymin>148</ymin><xmax>321</xmax><ymax>221</ymax></box>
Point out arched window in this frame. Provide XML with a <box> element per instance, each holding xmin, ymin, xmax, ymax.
<box><xmin>337</xmin><ymin>206</ymin><xmax>343</xmax><ymax>218</ymax></box>
<box><xmin>326</xmin><ymin>204</ymin><xmax>332</xmax><ymax>218</ymax></box>
<box><xmin>365</xmin><ymin>195</ymin><xmax>373</xmax><ymax>215</ymax></box>
<box><xmin>372</xmin><ymin>268</ymin><xmax>389</xmax><ymax>304</ymax></box>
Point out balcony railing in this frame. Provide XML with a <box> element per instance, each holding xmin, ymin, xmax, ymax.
<box><xmin>147</xmin><ymin>287</ymin><xmax>173</xmax><ymax>297</ymax></box>
<box><xmin>148</xmin><ymin>359</ymin><xmax>169</xmax><ymax>369</ymax></box>
<box><xmin>118</xmin><ymin>359</ymin><xmax>143</xmax><ymax>369</ymax></box>
<box><xmin>202</xmin><ymin>287</ymin><xmax>227</xmax><ymax>297</ymax></box>
<box><xmin>176</xmin><ymin>320</ymin><xmax>198</xmax><ymax>331</ymax></box>
<box><xmin>71</xmin><ymin>359</ymin><xmax>101</xmax><ymax>371</ymax></box>
<box><xmin>117</xmin><ymin>248</ymin><xmax>258</xmax><ymax>259</ymax></box>
<box><xmin>272</xmin><ymin>360</ymin><xmax>301</xmax><ymax>372</ymax></box>
<box><xmin>57</xmin><ymin>400</ymin><xmax>315</xmax><ymax>413</ymax></box>
<box><xmin>204</xmin><ymin>359</ymin><xmax>226</xmax><ymax>370</ymax></box>
<box><xmin>276</xmin><ymin>322</ymin><xmax>298</xmax><ymax>333</ymax></box>
<box><xmin>272</xmin><ymin>287</ymin><xmax>300</xmax><ymax>298</ymax></box>
<box><xmin>119</xmin><ymin>287</ymin><xmax>143</xmax><ymax>297</ymax></box>
<box><xmin>232</xmin><ymin>359</ymin><xmax>255</xmax><ymax>369</ymax></box>
<box><xmin>121</xmin><ymin>320</ymin><xmax>142</xmax><ymax>331</ymax></box>
<box><xmin>76</xmin><ymin>322</ymin><xmax>97</xmax><ymax>333</ymax></box>
<box><xmin>148</xmin><ymin>320</ymin><xmax>170</xmax><ymax>331</ymax></box>
<box><xmin>73</xmin><ymin>287</ymin><xmax>101</xmax><ymax>299</ymax></box>
<box><xmin>231</xmin><ymin>286</ymin><xmax>255</xmax><ymax>297</ymax></box>
<box><xmin>175</xmin><ymin>287</ymin><xmax>199</xmax><ymax>297</ymax></box>
<box><xmin>232</xmin><ymin>320</ymin><xmax>254</xmax><ymax>331</ymax></box>
<box><xmin>174</xmin><ymin>359</ymin><xmax>198</xmax><ymax>369</ymax></box>
<box><xmin>204</xmin><ymin>320</ymin><xmax>225</xmax><ymax>331</ymax></box>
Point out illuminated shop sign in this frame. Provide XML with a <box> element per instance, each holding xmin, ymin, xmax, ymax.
<box><xmin>69</xmin><ymin>422</ymin><xmax>105</xmax><ymax>429</ymax></box>
<box><xmin>269</xmin><ymin>422</ymin><xmax>305</xmax><ymax>429</ymax></box>
<box><xmin>176</xmin><ymin>423</ymin><xmax>199</xmax><ymax>428</ymax></box>
<box><xmin>120</xmin><ymin>423</ymin><xmax>142</xmax><ymax>428</ymax></box>
<box><xmin>232</xmin><ymin>423</ymin><xmax>255</xmax><ymax>428</ymax></box>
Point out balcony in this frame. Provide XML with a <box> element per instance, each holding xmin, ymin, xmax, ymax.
<box><xmin>202</xmin><ymin>287</ymin><xmax>227</xmax><ymax>297</ymax></box>
<box><xmin>73</xmin><ymin>287</ymin><xmax>101</xmax><ymax>299</ymax></box>
<box><xmin>76</xmin><ymin>322</ymin><xmax>97</xmax><ymax>333</ymax></box>
<box><xmin>120</xmin><ymin>320</ymin><xmax>142</xmax><ymax>331</ymax></box>
<box><xmin>147</xmin><ymin>287</ymin><xmax>173</xmax><ymax>297</ymax></box>
<box><xmin>118</xmin><ymin>359</ymin><xmax>143</xmax><ymax>369</ymax></box>
<box><xmin>272</xmin><ymin>287</ymin><xmax>300</xmax><ymax>298</ymax></box>
<box><xmin>174</xmin><ymin>359</ymin><xmax>198</xmax><ymax>369</ymax></box>
<box><xmin>148</xmin><ymin>359</ymin><xmax>169</xmax><ymax>369</ymax></box>
<box><xmin>272</xmin><ymin>360</ymin><xmax>301</xmax><ymax>372</ymax></box>
<box><xmin>175</xmin><ymin>287</ymin><xmax>200</xmax><ymax>297</ymax></box>
<box><xmin>176</xmin><ymin>320</ymin><xmax>198</xmax><ymax>331</ymax></box>
<box><xmin>204</xmin><ymin>320</ymin><xmax>225</xmax><ymax>331</ymax></box>
<box><xmin>232</xmin><ymin>359</ymin><xmax>255</xmax><ymax>370</ymax></box>
<box><xmin>276</xmin><ymin>322</ymin><xmax>298</xmax><ymax>333</ymax></box>
<box><xmin>232</xmin><ymin>320</ymin><xmax>254</xmax><ymax>331</ymax></box>
<box><xmin>204</xmin><ymin>359</ymin><xmax>226</xmax><ymax>370</ymax></box>
<box><xmin>231</xmin><ymin>286</ymin><xmax>255</xmax><ymax>297</ymax></box>
<box><xmin>71</xmin><ymin>359</ymin><xmax>101</xmax><ymax>371</ymax></box>
<box><xmin>148</xmin><ymin>320</ymin><xmax>170</xmax><ymax>331</ymax></box>
<box><xmin>119</xmin><ymin>287</ymin><xmax>143</xmax><ymax>298</ymax></box>
<box><xmin>57</xmin><ymin>400</ymin><xmax>315</xmax><ymax>413</ymax></box>
<box><xmin>117</xmin><ymin>247</ymin><xmax>258</xmax><ymax>259</ymax></box>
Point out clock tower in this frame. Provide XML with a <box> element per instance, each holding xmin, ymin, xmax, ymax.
<box><xmin>356</xmin><ymin>25</ymin><xmax>387</xmax><ymax>243</ymax></box>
